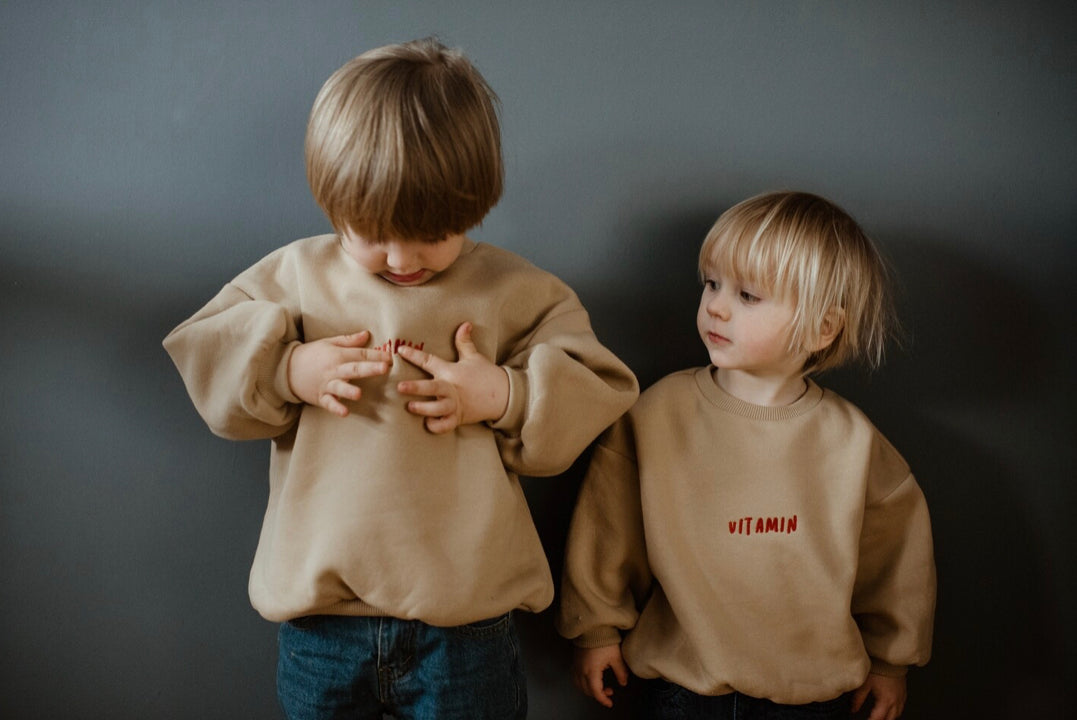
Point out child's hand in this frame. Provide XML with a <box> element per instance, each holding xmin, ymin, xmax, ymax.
<box><xmin>396</xmin><ymin>322</ymin><xmax>509</xmax><ymax>434</ymax></box>
<box><xmin>851</xmin><ymin>672</ymin><xmax>907</xmax><ymax>720</ymax></box>
<box><xmin>287</xmin><ymin>331</ymin><xmax>392</xmax><ymax>417</ymax></box>
<box><xmin>572</xmin><ymin>644</ymin><xmax>629</xmax><ymax>709</ymax></box>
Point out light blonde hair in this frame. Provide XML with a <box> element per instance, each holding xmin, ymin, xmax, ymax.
<box><xmin>698</xmin><ymin>191</ymin><xmax>898</xmax><ymax>375</ymax></box>
<box><xmin>305</xmin><ymin>37</ymin><xmax>503</xmax><ymax>242</ymax></box>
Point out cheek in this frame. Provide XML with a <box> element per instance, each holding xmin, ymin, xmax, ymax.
<box><xmin>430</xmin><ymin>250</ymin><xmax>456</xmax><ymax>270</ymax></box>
<box><xmin>695</xmin><ymin>297</ymin><xmax>709</xmax><ymax>328</ymax></box>
<box><xmin>342</xmin><ymin>240</ymin><xmax>378</xmax><ymax>269</ymax></box>
<box><xmin>428</xmin><ymin>244</ymin><xmax>464</xmax><ymax>271</ymax></box>
<box><xmin>360</xmin><ymin>253</ymin><xmax>389</xmax><ymax>274</ymax></box>
<box><xmin>747</xmin><ymin>324</ymin><xmax>795</xmax><ymax>358</ymax></box>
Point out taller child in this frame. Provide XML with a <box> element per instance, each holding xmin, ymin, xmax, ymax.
<box><xmin>164</xmin><ymin>38</ymin><xmax>638</xmax><ymax>720</ymax></box>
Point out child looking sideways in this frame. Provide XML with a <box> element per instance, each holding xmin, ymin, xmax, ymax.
<box><xmin>164</xmin><ymin>38</ymin><xmax>638</xmax><ymax>720</ymax></box>
<box><xmin>557</xmin><ymin>191</ymin><xmax>935</xmax><ymax>720</ymax></box>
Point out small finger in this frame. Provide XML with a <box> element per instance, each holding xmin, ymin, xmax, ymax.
<box><xmin>424</xmin><ymin>415</ymin><xmax>459</xmax><ymax>435</ymax></box>
<box><xmin>334</xmin><ymin>330</ymin><xmax>371</xmax><ymax>347</ymax></box>
<box><xmin>406</xmin><ymin>398</ymin><xmax>454</xmax><ymax>419</ymax></box>
<box><xmin>611</xmin><ymin>660</ymin><xmax>629</xmax><ymax>687</ymax></box>
<box><xmin>866</xmin><ymin>702</ymin><xmax>890</xmax><ymax>720</ymax></box>
<box><xmin>340</xmin><ymin>359</ymin><xmax>391</xmax><ymax>380</ymax></box>
<box><xmin>320</xmin><ymin>393</ymin><xmax>350</xmax><ymax>418</ymax></box>
<box><xmin>453</xmin><ymin>322</ymin><xmax>479</xmax><ymax>357</ymax></box>
<box><xmin>586</xmin><ymin>673</ymin><xmax>611</xmax><ymax>708</ymax></box>
<box><xmin>395</xmin><ymin>344</ymin><xmax>441</xmax><ymax>373</ymax></box>
<box><xmin>328</xmin><ymin>379</ymin><xmax>362</xmax><ymax>402</ymax></box>
<box><xmin>397</xmin><ymin>378</ymin><xmax>445</xmax><ymax>398</ymax></box>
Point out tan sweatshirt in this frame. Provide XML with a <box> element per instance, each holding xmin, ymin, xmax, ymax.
<box><xmin>163</xmin><ymin>235</ymin><xmax>638</xmax><ymax>625</ymax></box>
<box><xmin>558</xmin><ymin>367</ymin><xmax>935</xmax><ymax>704</ymax></box>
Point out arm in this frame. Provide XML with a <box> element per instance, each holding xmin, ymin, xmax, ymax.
<box><xmin>164</xmin><ymin>274</ymin><xmax>392</xmax><ymax>436</ymax></box>
<box><xmin>489</xmin><ymin>298</ymin><xmax>638</xmax><ymax>476</ymax></box>
<box><xmin>557</xmin><ymin>419</ymin><xmax>651</xmax><ymax>683</ymax></box>
<box><xmin>852</xmin><ymin>467</ymin><xmax>936</xmax><ymax>713</ymax></box>
<box><xmin>572</xmin><ymin>644</ymin><xmax>630</xmax><ymax>709</ymax></box>
<box><xmin>163</xmin><ymin>284</ymin><xmax>305</xmax><ymax>439</ymax></box>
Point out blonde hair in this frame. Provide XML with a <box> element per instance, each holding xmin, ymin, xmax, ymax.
<box><xmin>305</xmin><ymin>37</ymin><xmax>503</xmax><ymax>241</ymax></box>
<box><xmin>698</xmin><ymin>191</ymin><xmax>898</xmax><ymax>375</ymax></box>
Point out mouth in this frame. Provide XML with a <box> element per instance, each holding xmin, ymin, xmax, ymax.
<box><xmin>382</xmin><ymin>270</ymin><xmax>430</xmax><ymax>285</ymax></box>
<box><xmin>707</xmin><ymin>331</ymin><xmax>731</xmax><ymax>345</ymax></box>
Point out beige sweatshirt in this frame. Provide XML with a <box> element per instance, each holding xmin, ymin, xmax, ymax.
<box><xmin>558</xmin><ymin>367</ymin><xmax>935</xmax><ymax>704</ymax></box>
<box><xmin>163</xmin><ymin>235</ymin><xmax>638</xmax><ymax>625</ymax></box>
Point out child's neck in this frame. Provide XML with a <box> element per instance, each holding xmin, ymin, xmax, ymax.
<box><xmin>714</xmin><ymin>367</ymin><xmax>809</xmax><ymax>407</ymax></box>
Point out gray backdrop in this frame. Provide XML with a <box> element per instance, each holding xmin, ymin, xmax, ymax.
<box><xmin>2</xmin><ymin>2</ymin><xmax>1074</xmax><ymax>718</ymax></box>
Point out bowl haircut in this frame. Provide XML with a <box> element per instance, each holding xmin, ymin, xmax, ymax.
<box><xmin>306</xmin><ymin>37</ymin><xmax>503</xmax><ymax>243</ymax></box>
<box><xmin>699</xmin><ymin>191</ymin><xmax>899</xmax><ymax>375</ymax></box>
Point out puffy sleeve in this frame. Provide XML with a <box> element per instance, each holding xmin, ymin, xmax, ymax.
<box><xmin>489</xmin><ymin>290</ymin><xmax>639</xmax><ymax>476</ymax></box>
<box><xmin>557</xmin><ymin>417</ymin><xmax>653</xmax><ymax>648</ymax></box>
<box><xmin>852</xmin><ymin>462</ymin><xmax>937</xmax><ymax>676</ymax></box>
<box><xmin>163</xmin><ymin>276</ymin><xmax>303</xmax><ymax>441</ymax></box>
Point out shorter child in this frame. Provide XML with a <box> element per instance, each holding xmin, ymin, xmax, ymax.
<box><xmin>557</xmin><ymin>191</ymin><xmax>935</xmax><ymax>720</ymax></box>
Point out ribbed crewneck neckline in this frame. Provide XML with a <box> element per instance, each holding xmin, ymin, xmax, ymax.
<box><xmin>693</xmin><ymin>366</ymin><xmax>823</xmax><ymax>421</ymax></box>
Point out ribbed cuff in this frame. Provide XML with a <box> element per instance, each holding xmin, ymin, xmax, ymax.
<box><xmin>572</xmin><ymin>626</ymin><xmax>623</xmax><ymax>649</ymax></box>
<box><xmin>869</xmin><ymin>658</ymin><xmax>908</xmax><ymax>677</ymax></box>
<box><xmin>489</xmin><ymin>365</ymin><xmax>526</xmax><ymax>432</ymax></box>
<box><xmin>268</xmin><ymin>340</ymin><xmax>303</xmax><ymax>405</ymax></box>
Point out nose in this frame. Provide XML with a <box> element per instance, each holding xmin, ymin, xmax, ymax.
<box><xmin>706</xmin><ymin>289</ymin><xmax>731</xmax><ymax>319</ymax></box>
<box><xmin>385</xmin><ymin>241</ymin><xmax>419</xmax><ymax>272</ymax></box>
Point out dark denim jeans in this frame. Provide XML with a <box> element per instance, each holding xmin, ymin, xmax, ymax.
<box><xmin>277</xmin><ymin>613</ymin><xmax>527</xmax><ymax>720</ymax></box>
<box><xmin>639</xmin><ymin>678</ymin><xmax>851</xmax><ymax>720</ymax></box>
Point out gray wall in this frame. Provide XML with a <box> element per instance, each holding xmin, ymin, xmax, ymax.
<box><xmin>2</xmin><ymin>2</ymin><xmax>1074</xmax><ymax>718</ymax></box>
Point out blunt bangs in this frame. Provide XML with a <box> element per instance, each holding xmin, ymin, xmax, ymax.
<box><xmin>699</xmin><ymin>192</ymin><xmax>897</xmax><ymax>374</ymax></box>
<box><xmin>305</xmin><ymin>38</ymin><xmax>503</xmax><ymax>242</ymax></box>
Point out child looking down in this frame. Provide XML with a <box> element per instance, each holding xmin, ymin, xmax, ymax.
<box><xmin>165</xmin><ymin>37</ymin><xmax>638</xmax><ymax>720</ymax></box>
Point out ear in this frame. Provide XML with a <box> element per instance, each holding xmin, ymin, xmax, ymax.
<box><xmin>808</xmin><ymin>307</ymin><xmax>845</xmax><ymax>353</ymax></box>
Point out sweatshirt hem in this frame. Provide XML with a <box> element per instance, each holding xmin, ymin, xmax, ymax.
<box><xmin>281</xmin><ymin>598</ymin><xmax>392</xmax><ymax>621</ymax></box>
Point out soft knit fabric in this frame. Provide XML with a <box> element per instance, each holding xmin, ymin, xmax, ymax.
<box><xmin>164</xmin><ymin>235</ymin><xmax>638</xmax><ymax>625</ymax></box>
<box><xmin>557</xmin><ymin>367</ymin><xmax>935</xmax><ymax>705</ymax></box>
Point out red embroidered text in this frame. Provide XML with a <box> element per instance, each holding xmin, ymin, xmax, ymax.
<box><xmin>727</xmin><ymin>515</ymin><xmax>798</xmax><ymax>535</ymax></box>
<box><xmin>375</xmin><ymin>338</ymin><xmax>425</xmax><ymax>354</ymax></box>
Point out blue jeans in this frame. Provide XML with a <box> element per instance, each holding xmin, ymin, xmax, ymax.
<box><xmin>277</xmin><ymin>613</ymin><xmax>527</xmax><ymax>720</ymax></box>
<box><xmin>640</xmin><ymin>679</ymin><xmax>851</xmax><ymax>720</ymax></box>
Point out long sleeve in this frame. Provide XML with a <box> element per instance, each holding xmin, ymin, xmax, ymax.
<box><xmin>853</xmin><ymin>467</ymin><xmax>937</xmax><ymax>676</ymax></box>
<box><xmin>557</xmin><ymin>418</ymin><xmax>653</xmax><ymax>647</ymax></box>
<box><xmin>556</xmin><ymin>370</ymin><xmax>936</xmax><ymax>702</ymax></box>
<box><xmin>163</xmin><ymin>235</ymin><xmax>638</xmax><ymax>626</ymax></box>
<box><xmin>163</xmin><ymin>282</ymin><xmax>302</xmax><ymax>440</ymax></box>
<box><xmin>490</xmin><ymin>294</ymin><xmax>639</xmax><ymax>477</ymax></box>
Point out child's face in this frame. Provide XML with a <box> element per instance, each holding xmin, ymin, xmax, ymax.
<box><xmin>342</xmin><ymin>230</ymin><xmax>466</xmax><ymax>286</ymax></box>
<box><xmin>696</xmin><ymin>268</ymin><xmax>807</xmax><ymax>379</ymax></box>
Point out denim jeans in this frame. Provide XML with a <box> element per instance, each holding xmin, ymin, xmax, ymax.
<box><xmin>639</xmin><ymin>678</ymin><xmax>851</xmax><ymax>720</ymax></box>
<box><xmin>277</xmin><ymin>613</ymin><xmax>527</xmax><ymax>720</ymax></box>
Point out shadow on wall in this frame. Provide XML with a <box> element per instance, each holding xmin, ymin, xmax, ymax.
<box><xmin>580</xmin><ymin>209</ymin><xmax>720</xmax><ymax>390</ymax></box>
<box><xmin>854</xmin><ymin>238</ymin><xmax>1069</xmax><ymax>718</ymax></box>
<box><xmin>519</xmin><ymin>215</ymin><xmax>1071</xmax><ymax>718</ymax></box>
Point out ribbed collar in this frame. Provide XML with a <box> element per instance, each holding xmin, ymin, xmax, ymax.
<box><xmin>693</xmin><ymin>366</ymin><xmax>823</xmax><ymax>421</ymax></box>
